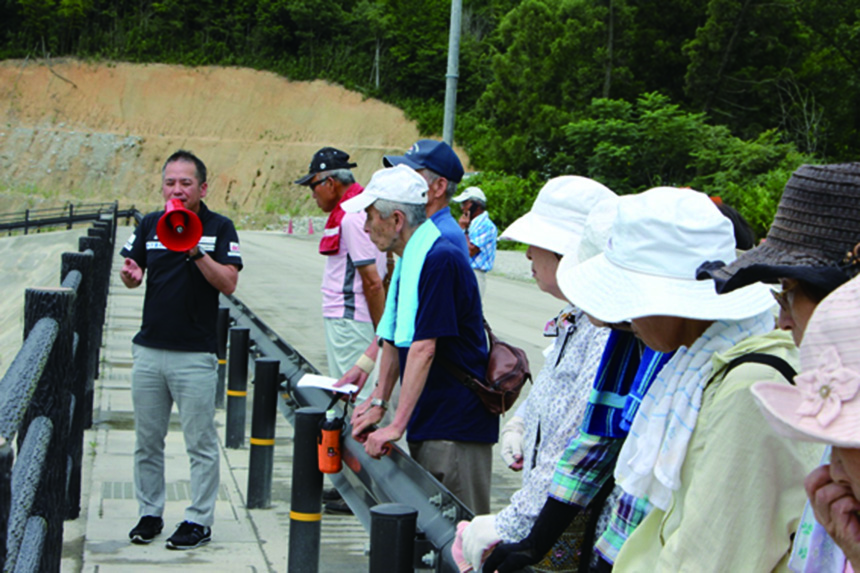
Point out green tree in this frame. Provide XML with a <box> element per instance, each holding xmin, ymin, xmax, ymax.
<box><xmin>554</xmin><ymin>92</ymin><xmax>811</xmax><ymax>235</ymax></box>
<box><xmin>466</xmin><ymin>0</ymin><xmax>643</xmax><ymax>176</ymax></box>
<box><xmin>683</xmin><ymin>0</ymin><xmax>804</xmax><ymax>138</ymax></box>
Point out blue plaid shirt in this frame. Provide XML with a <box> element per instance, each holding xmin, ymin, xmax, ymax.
<box><xmin>466</xmin><ymin>212</ymin><xmax>497</xmax><ymax>271</ymax></box>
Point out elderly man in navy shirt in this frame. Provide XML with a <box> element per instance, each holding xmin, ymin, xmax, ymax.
<box><xmin>346</xmin><ymin>164</ymin><xmax>498</xmax><ymax>514</ymax></box>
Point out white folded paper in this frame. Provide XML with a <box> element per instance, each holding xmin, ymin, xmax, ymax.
<box><xmin>297</xmin><ymin>373</ymin><xmax>358</xmax><ymax>395</ymax></box>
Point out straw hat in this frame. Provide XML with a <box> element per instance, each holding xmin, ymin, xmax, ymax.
<box><xmin>499</xmin><ymin>176</ymin><xmax>616</xmax><ymax>256</ymax></box>
<box><xmin>698</xmin><ymin>163</ymin><xmax>860</xmax><ymax>294</ymax></box>
<box><xmin>558</xmin><ymin>187</ymin><xmax>774</xmax><ymax>323</ymax></box>
<box><xmin>752</xmin><ymin>276</ymin><xmax>860</xmax><ymax>448</ymax></box>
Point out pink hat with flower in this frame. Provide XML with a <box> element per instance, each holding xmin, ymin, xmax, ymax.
<box><xmin>751</xmin><ymin>276</ymin><xmax>860</xmax><ymax>448</ymax></box>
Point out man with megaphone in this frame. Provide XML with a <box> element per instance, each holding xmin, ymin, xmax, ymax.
<box><xmin>119</xmin><ymin>150</ymin><xmax>243</xmax><ymax>551</ymax></box>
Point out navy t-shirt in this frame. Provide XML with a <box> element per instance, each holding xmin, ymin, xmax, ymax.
<box><xmin>120</xmin><ymin>202</ymin><xmax>243</xmax><ymax>353</ymax></box>
<box><xmin>395</xmin><ymin>236</ymin><xmax>499</xmax><ymax>444</ymax></box>
<box><xmin>431</xmin><ymin>207</ymin><xmax>470</xmax><ymax>260</ymax></box>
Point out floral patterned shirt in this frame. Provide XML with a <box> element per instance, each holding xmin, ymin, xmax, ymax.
<box><xmin>495</xmin><ymin>305</ymin><xmax>610</xmax><ymax>542</ymax></box>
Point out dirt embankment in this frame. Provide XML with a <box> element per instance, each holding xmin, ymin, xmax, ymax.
<box><xmin>0</xmin><ymin>59</ymin><xmax>458</xmax><ymax>227</ymax></box>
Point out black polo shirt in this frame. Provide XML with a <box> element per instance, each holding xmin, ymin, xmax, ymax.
<box><xmin>120</xmin><ymin>202</ymin><xmax>243</xmax><ymax>353</ymax></box>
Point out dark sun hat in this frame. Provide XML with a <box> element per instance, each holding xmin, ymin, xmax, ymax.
<box><xmin>697</xmin><ymin>163</ymin><xmax>860</xmax><ymax>294</ymax></box>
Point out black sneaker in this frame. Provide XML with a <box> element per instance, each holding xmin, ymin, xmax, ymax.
<box><xmin>165</xmin><ymin>521</ymin><xmax>211</xmax><ymax>550</ymax></box>
<box><xmin>129</xmin><ymin>515</ymin><xmax>164</xmax><ymax>544</ymax></box>
<box><xmin>324</xmin><ymin>498</ymin><xmax>353</xmax><ymax>515</ymax></box>
<box><xmin>322</xmin><ymin>487</ymin><xmax>341</xmax><ymax>503</ymax></box>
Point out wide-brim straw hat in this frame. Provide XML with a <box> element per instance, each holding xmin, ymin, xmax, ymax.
<box><xmin>698</xmin><ymin>163</ymin><xmax>860</xmax><ymax>294</ymax></box>
<box><xmin>559</xmin><ymin>187</ymin><xmax>774</xmax><ymax>323</ymax></box>
<box><xmin>499</xmin><ymin>176</ymin><xmax>616</xmax><ymax>256</ymax></box>
<box><xmin>752</xmin><ymin>276</ymin><xmax>860</xmax><ymax>448</ymax></box>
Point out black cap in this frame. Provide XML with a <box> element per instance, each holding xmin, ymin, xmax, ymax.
<box><xmin>295</xmin><ymin>147</ymin><xmax>357</xmax><ymax>185</ymax></box>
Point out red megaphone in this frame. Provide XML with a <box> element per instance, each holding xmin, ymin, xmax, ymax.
<box><xmin>157</xmin><ymin>199</ymin><xmax>203</xmax><ymax>252</ymax></box>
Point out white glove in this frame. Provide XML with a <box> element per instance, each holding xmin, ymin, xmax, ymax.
<box><xmin>461</xmin><ymin>514</ymin><xmax>501</xmax><ymax>571</ymax></box>
<box><xmin>499</xmin><ymin>415</ymin><xmax>525</xmax><ymax>470</ymax></box>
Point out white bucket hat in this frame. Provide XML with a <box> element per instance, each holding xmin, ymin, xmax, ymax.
<box><xmin>752</xmin><ymin>276</ymin><xmax>860</xmax><ymax>448</ymax></box>
<box><xmin>452</xmin><ymin>186</ymin><xmax>487</xmax><ymax>204</ymax></box>
<box><xmin>555</xmin><ymin>195</ymin><xmax>621</xmax><ymax>284</ymax></box>
<box><xmin>341</xmin><ymin>164</ymin><xmax>428</xmax><ymax>213</ymax></box>
<box><xmin>499</xmin><ymin>176</ymin><xmax>616</xmax><ymax>256</ymax></box>
<box><xmin>558</xmin><ymin>187</ymin><xmax>775</xmax><ymax>323</ymax></box>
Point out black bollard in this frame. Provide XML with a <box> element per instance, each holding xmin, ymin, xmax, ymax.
<box><xmin>246</xmin><ymin>358</ymin><xmax>279</xmax><ymax>509</ymax></box>
<box><xmin>226</xmin><ymin>327</ymin><xmax>250</xmax><ymax>449</ymax></box>
<box><xmin>287</xmin><ymin>407</ymin><xmax>324</xmax><ymax>573</ymax></box>
<box><xmin>369</xmin><ymin>504</ymin><xmax>418</xmax><ymax>573</ymax></box>
<box><xmin>215</xmin><ymin>307</ymin><xmax>229</xmax><ymax>410</ymax></box>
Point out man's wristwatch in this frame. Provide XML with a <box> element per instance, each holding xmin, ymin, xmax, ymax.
<box><xmin>189</xmin><ymin>249</ymin><xmax>205</xmax><ymax>261</ymax></box>
<box><xmin>370</xmin><ymin>398</ymin><xmax>388</xmax><ymax>410</ymax></box>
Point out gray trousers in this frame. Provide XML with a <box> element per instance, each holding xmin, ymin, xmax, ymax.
<box><xmin>409</xmin><ymin>439</ymin><xmax>493</xmax><ymax>514</ymax></box>
<box><xmin>131</xmin><ymin>344</ymin><xmax>219</xmax><ymax>526</ymax></box>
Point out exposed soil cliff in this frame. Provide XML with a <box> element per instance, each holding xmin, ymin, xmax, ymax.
<box><xmin>0</xmin><ymin>59</ymin><xmax>444</xmax><ymax>227</ymax></box>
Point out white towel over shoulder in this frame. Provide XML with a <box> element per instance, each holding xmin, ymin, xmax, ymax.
<box><xmin>614</xmin><ymin>311</ymin><xmax>773</xmax><ymax>510</ymax></box>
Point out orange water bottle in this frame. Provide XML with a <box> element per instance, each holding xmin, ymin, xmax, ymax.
<box><xmin>318</xmin><ymin>409</ymin><xmax>343</xmax><ymax>473</ymax></box>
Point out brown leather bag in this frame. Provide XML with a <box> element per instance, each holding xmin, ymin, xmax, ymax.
<box><xmin>439</xmin><ymin>320</ymin><xmax>532</xmax><ymax>415</ymax></box>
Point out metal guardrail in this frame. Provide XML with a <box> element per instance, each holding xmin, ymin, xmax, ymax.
<box><xmin>219</xmin><ymin>294</ymin><xmax>470</xmax><ymax>572</ymax></box>
<box><xmin>0</xmin><ymin>215</ymin><xmax>115</xmax><ymax>573</ymax></box>
<box><xmin>0</xmin><ymin>202</ymin><xmax>138</xmax><ymax>234</ymax></box>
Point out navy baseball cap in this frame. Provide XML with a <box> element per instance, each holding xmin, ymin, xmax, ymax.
<box><xmin>383</xmin><ymin>139</ymin><xmax>464</xmax><ymax>183</ymax></box>
<box><xmin>295</xmin><ymin>147</ymin><xmax>357</xmax><ymax>185</ymax></box>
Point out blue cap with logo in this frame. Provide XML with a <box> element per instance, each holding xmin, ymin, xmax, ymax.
<box><xmin>383</xmin><ymin>139</ymin><xmax>464</xmax><ymax>183</ymax></box>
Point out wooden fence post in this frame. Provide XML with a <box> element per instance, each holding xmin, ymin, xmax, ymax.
<box><xmin>61</xmin><ymin>251</ymin><xmax>95</xmax><ymax>520</ymax></box>
<box><xmin>21</xmin><ymin>288</ymin><xmax>75</xmax><ymax>573</ymax></box>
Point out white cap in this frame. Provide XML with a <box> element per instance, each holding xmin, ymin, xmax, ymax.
<box><xmin>341</xmin><ymin>164</ymin><xmax>429</xmax><ymax>213</ymax></box>
<box><xmin>452</xmin><ymin>186</ymin><xmax>487</xmax><ymax>204</ymax></box>
<box><xmin>499</xmin><ymin>176</ymin><xmax>616</xmax><ymax>256</ymax></box>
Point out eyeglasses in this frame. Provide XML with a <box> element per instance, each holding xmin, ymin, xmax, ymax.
<box><xmin>771</xmin><ymin>281</ymin><xmax>798</xmax><ymax>312</ymax></box>
<box><xmin>309</xmin><ymin>177</ymin><xmax>329</xmax><ymax>191</ymax></box>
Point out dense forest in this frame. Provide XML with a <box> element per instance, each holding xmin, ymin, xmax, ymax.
<box><xmin>2</xmin><ymin>0</ymin><xmax>859</xmax><ymax>235</ymax></box>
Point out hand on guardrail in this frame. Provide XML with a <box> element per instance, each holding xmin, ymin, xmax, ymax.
<box><xmin>351</xmin><ymin>401</ymin><xmax>384</xmax><ymax>440</ymax></box>
<box><xmin>459</xmin><ymin>515</ymin><xmax>501</xmax><ymax>571</ymax></box>
<box><xmin>364</xmin><ymin>425</ymin><xmax>401</xmax><ymax>459</ymax></box>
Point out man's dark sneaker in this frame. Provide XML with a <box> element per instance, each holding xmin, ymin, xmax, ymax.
<box><xmin>165</xmin><ymin>521</ymin><xmax>211</xmax><ymax>550</ymax></box>
<box><xmin>324</xmin><ymin>498</ymin><xmax>353</xmax><ymax>515</ymax></box>
<box><xmin>129</xmin><ymin>515</ymin><xmax>164</xmax><ymax>544</ymax></box>
<box><xmin>322</xmin><ymin>487</ymin><xmax>341</xmax><ymax>503</ymax></box>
